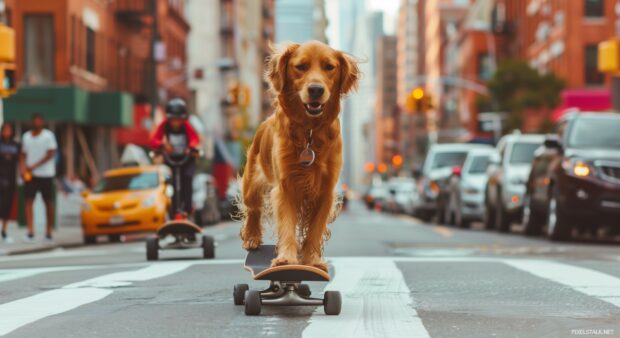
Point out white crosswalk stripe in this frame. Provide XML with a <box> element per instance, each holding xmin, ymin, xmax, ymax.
<box><xmin>303</xmin><ymin>258</ymin><xmax>430</xmax><ymax>338</ymax></box>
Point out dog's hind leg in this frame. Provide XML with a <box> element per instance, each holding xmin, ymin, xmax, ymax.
<box><xmin>300</xmin><ymin>189</ymin><xmax>334</xmax><ymax>272</ymax></box>
<box><xmin>240</xmin><ymin>152</ymin><xmax>265</xmax><ymax>251</ymax></box>
<box><xmin>271</xmin><ymin>185</ymin><xmax>300</xmax><ymax>266</ymax></box>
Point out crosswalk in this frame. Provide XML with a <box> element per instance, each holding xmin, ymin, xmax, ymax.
<box><xmin>0</xmin><ymin>256</ymin><xmax>619</xmax><ymax>337</ymax></box>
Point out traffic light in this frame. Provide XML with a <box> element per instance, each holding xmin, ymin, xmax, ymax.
<box><xmin>405</xmin><ymin>87</ymin><xmax>432</xmax><ymax>113</ymax></box>
<box><xmin>391</xmin><ymin>154</ymin><xmax>403</xmax><ymax>167</ymax></box>
<box><xmin>0</xmin><ymin>24</ymin><xmax>16</xmax><ymax>98</ymax></box>
<box><xmin>599</xmin><ymin>39</ymin><xmax>620</xmax><ymax>74</ymax></box>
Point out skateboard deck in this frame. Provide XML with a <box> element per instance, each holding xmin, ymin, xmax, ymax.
<box><xmin>157</xmin><ymin>220</ymin><xmax>202</xmax><ymax>237</ymax></box>
<box><xmin>244</xmin><ymin>245</ymin><xmax>330</xmax><ymax>281</ymax></box>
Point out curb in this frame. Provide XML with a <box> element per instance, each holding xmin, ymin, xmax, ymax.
<box><xmin>0</xmin><ymin>241</ymin><xmax>85</xmax><ymax>256</ymax></box>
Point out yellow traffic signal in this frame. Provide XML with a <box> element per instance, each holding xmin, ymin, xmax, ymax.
<box><xmin>599</xmin><ymin>39</ymin><xmax>620</xmax><ymax>73</ymax></box>
<box><xmin>412</xmin><ymin>88</ymin><xmax>424</xmax><ymax>100</ymax></box>
<box><xmin>0</xmin><ymin>24</ymin><xmax>15</xmax><ymax>63</ymax></box>
<box><xmin>0</xmin><ymin>24</ymin><xmax>16</xmax><ymax>98</ymax></box>
<box><xmin>406</xmin><ymin>87</ymin><xmax>431</xmax><ymax>114</ymax></box>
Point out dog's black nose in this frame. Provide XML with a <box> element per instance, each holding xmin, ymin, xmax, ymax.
<box><xmin>308</xmin><ymin>85</ymin><xmax>325</xmax><ymax>100</ymax></box>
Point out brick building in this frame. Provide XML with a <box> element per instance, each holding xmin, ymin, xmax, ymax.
<box><xmin>457</xmin><ymin>0</ymin><xmax>615</xmax><ymax>135</ymax></box>
<box><xmin>374</xmin><ymin>36</ymin><xmax>399</xmax><ymax>167</ymax></box>
<box><xmin>4</xmin><ymin>0</ymin><xmax>190</xmax><ymax>179</ymax></box>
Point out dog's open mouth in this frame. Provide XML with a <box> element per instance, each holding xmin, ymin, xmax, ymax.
<box><xmin>304</xmin><ymin>102</ymin><xmax>324</xmax><ymax>116</ymax></box>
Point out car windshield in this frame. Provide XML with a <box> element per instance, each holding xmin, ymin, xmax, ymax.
<box><xmin>93</xmin><ymin>172</ymin><xmax>159</xmax><ymax>193</ymax></box>
<box><xmin>431</xmin><ymin>151</ymin><xmax>468</xmax><ymax>169</ymax></box>
<box><xmin>468</xmin><ymin>156</ymin><xmax>490</xmax><ymax>174</ymax></box>
<box><xmin>509</xmin><ymin>143</ymin><xmax>539</xmax><ymax>164</ymax></box>
<box><xmin>567</xmin><ymin>117</ymin><xmax>620</xmax><ymax>149</ymax></box>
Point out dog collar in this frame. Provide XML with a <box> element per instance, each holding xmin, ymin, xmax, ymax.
<box><xmin>299</xmin><ymin>129</ymin><xmax>315</xmax><ymax>167</ymax></box>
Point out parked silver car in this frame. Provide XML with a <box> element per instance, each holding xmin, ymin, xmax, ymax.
<box><xmin>445</xmin><ymin>148</ymin><xmax>497</xmax><ymax>227</ymax></box>
<box><xmin>385</xmin><ymin>177</ymin><xmax>418</xmax><ymax>215</ymax></box>
<box><xmin>484</xmin><ymin>133</ymin><xmax>545</xmax><ymax>232</ymax></box>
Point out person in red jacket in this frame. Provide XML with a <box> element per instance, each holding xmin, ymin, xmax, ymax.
<box><xmin>150</xmin><ymin>98</ymin><xmax>200</xmax><ymax>217</ymax></box>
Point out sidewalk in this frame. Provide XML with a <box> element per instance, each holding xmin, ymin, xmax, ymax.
<box><xmin>0</xmin><ymin>224</ymin><xmax>83</xmax><ymax>256</ymax></box>
<box><xmin>0</xmin><ymin>193</ymin><xmax>85</xmax><ymax>256</ymax></box>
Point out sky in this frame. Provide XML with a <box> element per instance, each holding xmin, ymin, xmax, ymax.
<box><xmin>325</xmin><ymin>0</ymin><xmax>401</xmax><ymax>49</ymax></box>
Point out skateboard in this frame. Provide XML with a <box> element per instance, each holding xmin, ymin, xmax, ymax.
<box><xmin>146</xmin><ymin>219</ymin><xmax>215</xmax><ymax>260</ymax></box>
<box><xmin>234</xmin><ymin>244</ymin><xmax>341</xmax><ymax>316</ymax></box>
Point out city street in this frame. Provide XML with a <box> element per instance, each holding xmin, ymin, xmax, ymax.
<box><xmin>0</xmin><ymin>202</ymin><xmax>618</xmax><ymax>338</ymax></box>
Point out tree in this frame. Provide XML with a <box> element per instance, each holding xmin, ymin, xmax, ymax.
<box><xmin>480</xmin><ymin>59</ymin><xmax>565</xmax><ymax>131</ymax></box>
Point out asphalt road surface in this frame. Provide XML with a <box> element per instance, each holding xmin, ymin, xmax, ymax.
<box><xmin>0</xmin><ymin>202</ymin><xmax>619</xmax><ymax>338</ymax></box>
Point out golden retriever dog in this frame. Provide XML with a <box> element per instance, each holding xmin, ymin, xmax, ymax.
<box><xmin>239</xmin><ymin>41</ymin><xmax>359</xmax><ymax>271</ymax></box>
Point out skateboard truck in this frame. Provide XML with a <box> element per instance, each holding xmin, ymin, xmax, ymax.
<box><xmin>235</xmin><ymin>245</ymin><xmax>341</xmax><ymax>316</ymax></box>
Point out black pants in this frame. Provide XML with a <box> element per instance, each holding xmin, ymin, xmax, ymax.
<box><xmin>167</xmin><ymin>159</ymin><xmax>195</xmax><ymax>217</ymax></box>
<box><xmin>0</xmin><ymin>179</ymin><xmax>15</xmax><ymax>219</ymax></box>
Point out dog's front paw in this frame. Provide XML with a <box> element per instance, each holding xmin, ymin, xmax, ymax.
<box><xmin>271</xmin><ymin>255</ymin><xmax>298</xmax><ymax>267</ymax></box>
<box><xmin>240</xmin><ymin>228</ymin><xmax>262</xmax><ymax>251</ymax></box>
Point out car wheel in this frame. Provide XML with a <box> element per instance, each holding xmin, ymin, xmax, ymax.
<box><xmin>522</xmin><ymin>194</ymin><xmax>544</xmax><ymax>236</ymax></box>
<box><xmin>546</xmin><ymin>193</ymin><xmax>572</xmax><ymax>241</ymax></box>
<box><xmin>83</xmin><ymin>236</ymin><xmax>96</xmax><ymax>245</ymax></box>
<box><xmin>495</xmin><ymin>195</ymin><xmax>510</xmax><ymax>233</ymax></box>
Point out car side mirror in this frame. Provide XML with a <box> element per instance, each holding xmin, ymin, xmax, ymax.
<box><xmin>80</xmin><ymin>190</ymin><xmax>90</xmax><ymax>198</ymax></box>
<box><xmin>451</xmin><ymin>166</ymin><xmax>462</xmax><ymax>177</ymax></box>
<box><xmin>164</xmin><ymin>175</ymin><xmax>173</xmax><ymax>185</ymax></box>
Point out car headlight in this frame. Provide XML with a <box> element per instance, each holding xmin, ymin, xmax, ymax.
<box><xmin>81</xmin><ymin>202</ymin><xmax>92</xmax><ymax>212</ymax></box>
<box><xmin>562</xmin><ymin>158</ymin><xmax>593</xmax><ymax>178</ymax></box>
<box><xmin>429</xmin><ymin>181</ymin><xmax>440</xmax><ymax>194</ymax></box>
<box><xmin>142</xmin><ymin>195</ymin><xmax>157</xmax><ymax>208</ymax></box>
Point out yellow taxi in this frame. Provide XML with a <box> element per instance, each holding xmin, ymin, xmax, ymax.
<box><xmin>80</xmin><ymin>166</ymin><xmax>171</xmax><ymax>244</ymax></box>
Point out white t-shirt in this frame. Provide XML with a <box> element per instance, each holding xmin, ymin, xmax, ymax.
<box><xmin>22</xmin><ymin>129</ymin><xmax>58</xmax><ymax>178</ymax></box>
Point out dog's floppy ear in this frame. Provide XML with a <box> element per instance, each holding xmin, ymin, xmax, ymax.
<box><xmin>339</xmin><ymin>52</ymin><xmax>360</xmax><ymax>95</ymax></box>
<box><xmin>265</xmin><ymin>42</ymin><xmax>300</xmax><ymax>93</ymax></box>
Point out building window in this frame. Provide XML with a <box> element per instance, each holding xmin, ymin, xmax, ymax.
<box><xmin>24</xmin><ymin>14</ymin><xmax>55</xmax><ymax>84</ymax></box>
<box><xmin>585</xmin><ymin>45</ymin><xmax>604</xmax><ymax>85</ymax></box>
<box><xmin>584</xmin><ymin>0</ymin><xmax>604</xmax><ymax>18</ymax></box>
<box><xmin>86</xmin><ymin>28</ymin><xmax>96</xmax><ymax>73</ymax></box>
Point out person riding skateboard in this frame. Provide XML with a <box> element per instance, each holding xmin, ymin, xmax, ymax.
<box><xmin>150</xmin><ymin>98</ymin><xmax>200</xmax><ymax>217</ymax></box>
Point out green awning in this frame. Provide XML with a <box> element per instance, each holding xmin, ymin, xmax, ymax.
<box><xmin>4</xmin><ymin>85</ymin><xmax>133</xmax><ymax>127</ymax></box>
<box><xmin>89</xmin><ymin>91</ymin><xmax>133</xmax><ymax>126</ymax></box>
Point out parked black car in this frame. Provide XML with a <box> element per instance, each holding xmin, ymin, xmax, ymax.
<box><xmin>522</xmin><ymin>113</ymin><xmax>620</xmax><ymax>241</ymax></box>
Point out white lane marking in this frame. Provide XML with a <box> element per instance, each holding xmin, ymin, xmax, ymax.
<box><xmin>0</xmin><ymin>262</ymin><xmax>192</xmax><ymax>335</ymax></box>
<box><xmin>66</xmin><ymin>262</ymin><xmax>192</xmax><ymax>288</ymax></box>
<box><xmin>0</xmin><ymin>288</ymin><xmax>112</xmax><ymax>336</ymax></box>
<box><xmin>505</xmin><ymin>260</ymin><xmax>620</xmax><ymax>307</ymax></box>
<box><xmin>303</xmin><ymin>258</ymin><xmax>430</xmax><ymax>338</ymax></box>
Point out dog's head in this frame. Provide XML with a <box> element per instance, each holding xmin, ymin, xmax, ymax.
<box><xmin>266</xmin><ymin>41</ymin><xmax>359</xmax><ymax>119</ymax></box>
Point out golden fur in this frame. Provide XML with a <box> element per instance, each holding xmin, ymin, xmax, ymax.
<box><xmin>239</xmin><ymin>41</ymin><xmax>359</xmax><ymax>271</ymax></box>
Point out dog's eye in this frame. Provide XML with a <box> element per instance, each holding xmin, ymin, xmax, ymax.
<box><xmin>295</xmin><ymin>64</ymin><xmax>309</xmax><ymax>71</ymax></box>
<box><xmin>324</xmin><ymin>64</ymin><xmax>335</xmax><ymax>71</ymax></box>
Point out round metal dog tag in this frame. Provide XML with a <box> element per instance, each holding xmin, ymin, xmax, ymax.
<box><xmin>299</xmin><ymin>147</ymin><xmax>315</xmax><ymax>167</ymax></box>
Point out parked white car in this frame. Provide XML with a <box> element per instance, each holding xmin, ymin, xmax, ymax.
<box><xmin>445</xmin><ymin>148</ymin><xmax>497</xmax><ymax>227</ymax></box>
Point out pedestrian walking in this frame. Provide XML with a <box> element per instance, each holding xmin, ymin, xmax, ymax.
<box><xmin>20</xmin><ymin>114</ymin><xmax>58</xmax><ymax>242</ymax></box>
<box><xmin>0</xmin><ymin>123</ymin><xmax>20</xmax><ymax>243</ymax></box>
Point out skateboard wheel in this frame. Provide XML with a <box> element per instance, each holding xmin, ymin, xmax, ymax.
<box><xmin>297</xmin><ymin>284</ymin><xmax>311</xmax><ymax>298</ymax></box>
<box><xmin>146</xmin><ymin>237</ymin><xmax>159</xmax><ymax>261</ymax></box>
<box><xmin>323</xmin><ymin>291</ymin><xmax>341</xmax><ymax>315</ymax></box>
<box><xmin>234</xmin><ymin>284</ymin><xmax>248</xmax><ymax>305</ymax></box>
<box><xmin>202</xmin><ymin>235</ymin><xmax>215</xmax><ymax>259</ymax></box>
<box><xmin>244</xmin><ymin>290</ymin><xmax>261</xmax><ymax>315</ymax></box>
